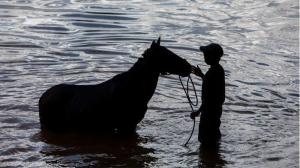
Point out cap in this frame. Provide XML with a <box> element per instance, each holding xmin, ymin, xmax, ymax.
<box><xmin>200</xmin><ymin>43</ymin><xmax>223</xmax><ymax>58</ymax></box>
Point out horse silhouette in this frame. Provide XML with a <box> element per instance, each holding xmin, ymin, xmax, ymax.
<box><xmin>39</xmin><ymin>38</ymin><xmax>191</xmax><ymax>134</ymax></box>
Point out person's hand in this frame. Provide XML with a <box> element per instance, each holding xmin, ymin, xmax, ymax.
<box><xmin>191</xmin><ymin>66</ymin><xmax>203</xmax><ymax>77</ymax></box>
<box><xmin>190</xmin><ymin>111</ymin><xmax>200</xmax><ymax>119</ymax></box>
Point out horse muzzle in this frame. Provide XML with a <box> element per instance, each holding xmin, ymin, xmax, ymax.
<box><xmin>178</xmin><ymin>60</ymin><xmax>192</xmax><ymax>77</ymax></box>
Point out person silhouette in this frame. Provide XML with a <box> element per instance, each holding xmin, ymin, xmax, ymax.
<box><xmin>191</xmin><ymin>43</ymin><xmax>225</xmax><ymax>145</ymax></box>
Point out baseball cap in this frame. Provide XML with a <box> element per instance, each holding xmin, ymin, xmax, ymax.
<box><xmin>200</xmin><ymin>43</ymin><xmax>223</xmax><ymax>58</ymax></box>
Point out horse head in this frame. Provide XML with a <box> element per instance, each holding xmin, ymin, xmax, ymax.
<box><xmin>142</xmin><ymin>37</ymin><xmax>191</xmax><ymax>77</ymax></box>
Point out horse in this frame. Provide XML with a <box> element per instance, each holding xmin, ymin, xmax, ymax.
<box><xmin>39</xmin><ymin>37</ymin><xmax>191</xmax><ymax>134</ymax></box>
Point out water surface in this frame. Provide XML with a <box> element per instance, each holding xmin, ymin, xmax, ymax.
<box><xmin>0</xmin><ymin>0</ymin><xmax>298</xmax><ymax>167</ymax></box>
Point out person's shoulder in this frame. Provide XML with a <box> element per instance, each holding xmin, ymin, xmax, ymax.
<box><xmin>211</xmin><ymin>64</ymin><xmax>224</xmax><ymax>71</ymax></box>
<box><xmin>217</xmin><ymin>64</ymin><xmax>224</xmax><ymax>71</ymax></box>
<box><xmin>210</xmin><ymin>64</ymin><xmax>224</xmax><ymax>77</ymax></box>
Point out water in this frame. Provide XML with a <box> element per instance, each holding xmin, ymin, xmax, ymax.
<box><xmin>0</xmin><ymin>0</ymin><xmax>298</xmax><ymax>167</ymax></box>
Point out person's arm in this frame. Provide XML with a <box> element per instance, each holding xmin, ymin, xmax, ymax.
<box><xmin>191</xmin><ymin>66</ymin><xmax>204</xmax><ymax>79</ymax></box>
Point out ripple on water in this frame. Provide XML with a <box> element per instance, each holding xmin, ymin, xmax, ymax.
<box><xmin>72</xmin><ymin>22</ymin><xmax>127</xmax><ymax>29</ymax></box>
<box><xmin>26</xmin><ymin>24</ymin><xmax>71</xmax><ymax>34</ymax></box>
<box><xmin>0</xmin><ymin>42</ymin><xmax>43</xmax><ymax>49</ymax></box>
<box><xmin>0</xmin><ymin>0</ymin><xmax>299</xmax><ymax>168</ymax></box>
<box><xmin>44</xmin><ymin>1</ymin><xmax>68</xmax><ymax>8</ymax></box>
<box><xmin>62</xmin><ymin>12</ymin><xmax>137</xmax><ymax>21</ymax></box>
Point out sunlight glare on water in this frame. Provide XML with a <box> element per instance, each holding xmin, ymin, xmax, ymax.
<box><xmin>0</xmin><ymin>0</ymin><xmax>298</xmax><ymax>167</ymax></box>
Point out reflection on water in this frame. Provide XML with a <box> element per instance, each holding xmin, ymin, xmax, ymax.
<box><xmin>34</xmin><ymin>131</ymin><xmax>156</xmax><ymax>167</ymax></box>
<box><xmin>198</xmin><ymin>144</ymin><xmax>226</xmax><ymax>168</ymax></box>
<box><xmin>0</xmin><ymin>0</ymin><xmax>298</xmax><ymax>167</ymax></box>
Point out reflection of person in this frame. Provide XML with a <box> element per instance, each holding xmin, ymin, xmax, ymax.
<box><xmin>198</xmin><ymin>143</ymin><xmax>226</xmax><ymax>167</ymax></box>
<box><xmin>190</xmin><ymin>43</ymin><xmax>225</xmax><ymax>145</ymax></box>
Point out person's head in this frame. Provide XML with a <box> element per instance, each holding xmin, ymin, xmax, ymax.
<box><xmin>200</xmin><ymin>43</ymin><xmax>223</xmax><ymax>65</ymax></box>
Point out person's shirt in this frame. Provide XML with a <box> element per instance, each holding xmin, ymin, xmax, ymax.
<box><xmin>201</xmin><ymin>64</ymin><xmax>225</xmax><ymax>117</ymax></box>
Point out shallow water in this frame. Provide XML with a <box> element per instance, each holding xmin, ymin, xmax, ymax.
<box><xmin>0</xmin><ymin>0</ymin><xmax>298</xmax><ymax>167</ymax></box>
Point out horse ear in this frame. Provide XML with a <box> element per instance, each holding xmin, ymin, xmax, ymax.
<box><xmin>157</xmin><ymin>37</ymin><xmax>161</xmax><ymax>46</ymax></box>
<box><xmin>151</xmin><ymin>40</ymin><xmax>156</xmax><ymax>48</ymax></box>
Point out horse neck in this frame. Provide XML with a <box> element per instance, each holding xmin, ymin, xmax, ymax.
<box><xmin>127</xmin><ymin>58</ymin><xmax>160</xmax><ymax>102</ymax></box>
<box><xmin>129</xmin><ymin>57</ymin><xmax>159</xmax><ymax>75</ymax></box>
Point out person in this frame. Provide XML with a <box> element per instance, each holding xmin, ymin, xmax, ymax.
<box><xmin>190</xmin><ymin>43</ymin><xmax>225</xmax><ymax>145</ymax></box>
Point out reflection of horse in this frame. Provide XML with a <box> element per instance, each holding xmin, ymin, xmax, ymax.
<box><xmin>39</xmin><ymin>37</ymin><xmax>191</xmax><ymax>133</ymax></box>
<box><xmin>35</xmin><ymin>131</ymin><xmax>156</xmax><ymax>167</ymax></box>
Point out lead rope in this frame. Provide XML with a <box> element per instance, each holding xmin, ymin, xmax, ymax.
<box><xmin>179</xmin><ymin>75</ymin><xmax>199</xmax><ymax>146</ymax></box>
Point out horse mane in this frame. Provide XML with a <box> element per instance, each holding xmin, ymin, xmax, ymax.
<box><xmin>127</xmin><ymin>57</ymin><xmax>159</xmax><ymax>76</ymax></box>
